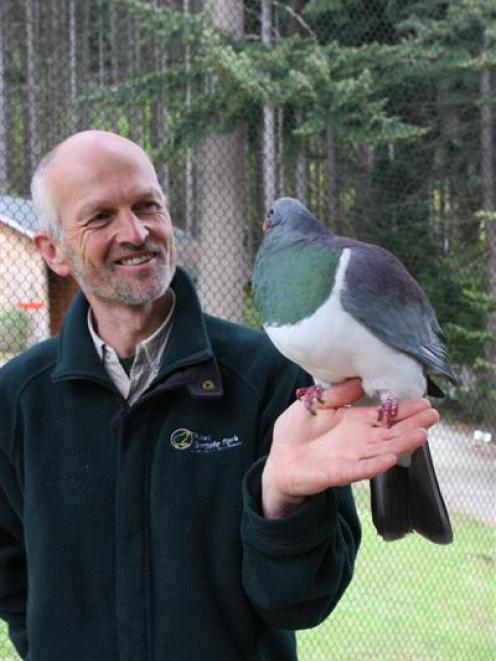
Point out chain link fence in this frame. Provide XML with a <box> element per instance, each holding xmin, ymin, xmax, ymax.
<box><xmin>0</xmin><ymin>1</ymin><xmax>494</xmax><ymax>659</ymax></box>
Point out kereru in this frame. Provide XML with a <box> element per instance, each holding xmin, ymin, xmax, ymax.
<box><xmin>252</xmin><ymin>196</ymin><xmax>454</xmax><ymax>545</ymax></box>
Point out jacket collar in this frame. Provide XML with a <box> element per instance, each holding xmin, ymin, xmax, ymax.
<box><xmin>51</xmin><ymin>267</ymin><xmax>223</xmax><ymax>399</ymax></box>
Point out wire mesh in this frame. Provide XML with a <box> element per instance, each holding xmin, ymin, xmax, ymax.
<box><xmin>0</xmin><ymin>1</ymin><xmax>494</xmax><ymax>659</ymax></box>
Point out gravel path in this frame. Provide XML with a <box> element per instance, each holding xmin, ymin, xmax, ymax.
<box><xmin>429</xmin><ymin>420</ymin><xmax>495</xmax><ymax>525</ymax></box>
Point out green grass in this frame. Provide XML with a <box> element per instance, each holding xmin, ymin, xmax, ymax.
<box><xmin>0</xmin><ymin>489</ymin><xmax>493</xmax><ymax>660</ymax></box>
<box><xmin>0</xmin><ymin>623</ymin><xmax>18</xmax><ymax>660</ymax></box>
<box><xmin>297</xmin><ymin>487</ymin><xmax>495</xmax><ymax>660</ymax></box>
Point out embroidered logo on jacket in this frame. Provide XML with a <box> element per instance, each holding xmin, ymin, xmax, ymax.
<box><xmin>170</xmin><ymin>428</ymin><xmax>242</xmax><ymax>453</ymax></box>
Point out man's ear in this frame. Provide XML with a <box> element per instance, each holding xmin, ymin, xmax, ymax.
<box><xmin>33</xmin><ymin>233</ymin><xmax>71</xmax><ymax>277</ymax></box>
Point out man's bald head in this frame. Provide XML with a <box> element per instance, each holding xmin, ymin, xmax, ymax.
<box><xmin>31</xmin><ymin>131</ymin><xmax>162</xmax><ymax>241</ymax></box>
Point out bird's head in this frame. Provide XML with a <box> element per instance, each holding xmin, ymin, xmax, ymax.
<box><xmin>262</xmin><ymin>197</ymin><xmax>330</xmax><ymax>241</ymax></box>
<box><xmin>262</xmin><ymin>197</ymin><xmax>314</xmax><ymax>232</ymax></box>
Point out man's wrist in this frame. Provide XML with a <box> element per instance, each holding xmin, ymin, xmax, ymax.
<box><xmin>261</xmin><ymin>461</ymin><xmax>305</xmax><ymax>519</ymax></box>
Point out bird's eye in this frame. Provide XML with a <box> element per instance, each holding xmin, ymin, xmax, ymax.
<box><xmin>268</xmin><ymin>209</ymin><xmax>274</xmax><ymax>217</ymax></box>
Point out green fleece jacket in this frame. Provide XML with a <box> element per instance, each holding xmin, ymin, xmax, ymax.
<box><xmin>0</xmin><ymin>268</ymin><xmax>360</xmax><ymax>661</ymax></box>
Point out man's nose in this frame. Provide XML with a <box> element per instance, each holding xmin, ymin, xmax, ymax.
<box><xmin>115</xmin><ymin>210</ymin><xmax>149</xmax><ymax>244</ymax></box>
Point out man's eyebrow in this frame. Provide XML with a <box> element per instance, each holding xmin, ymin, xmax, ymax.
<box><xmin>133</xmin><ymin>189</ymin><xmax>164</xmax><ymax>202</ymax></box>
<box><xmin>76</xmin><ymin>200</ymin><xmax>113</xmax><ymax>220</ymax></box>
<box><xmin>76</xmin><ymin>189</ymin><xmax>164</xmax><ymax>218</ymax></box>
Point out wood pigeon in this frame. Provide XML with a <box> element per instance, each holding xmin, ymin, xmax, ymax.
<box><xmin>252</xmin><ymin>197</ymin><xmax>454</xmax><ymax>544</ymax></box>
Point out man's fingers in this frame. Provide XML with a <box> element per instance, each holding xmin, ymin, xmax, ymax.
<box><xmin>354</xmin><ymin>454</ymin><xmax>398</xmax><ymax>481</ymax></box>
<box><xmin>319</xmin><ymin>379</ymin><xmax>364</xmax><ymax>408</ymax></box>
<box><xmin>393</xmin><ymin>398</ymin><xmax>432</xmax><ymax>421</ymax></box>
<box><xmin>382</xmin><ymin>427</ymin><xmax>429</xmax><ymax>458</ymax></box>
<box><xmin>389</xmin><ymin>406</ymin><xmax>439</xmax><ymax>435</ymax></box>
<box><xmin>329</xmin><ymin>397</ymin><xmax>437</xmax><ymax>430</ymax></box>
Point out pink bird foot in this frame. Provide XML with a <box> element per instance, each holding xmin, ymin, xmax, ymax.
<box><xmin>296</xmin><ymin>385</ymin><xmax>324</xmax><ymax>415</ymax></box>
<box><xmin>377</xmin><ymin>395</ymin><xmax>399</xmax><ymax>428</ymax></box>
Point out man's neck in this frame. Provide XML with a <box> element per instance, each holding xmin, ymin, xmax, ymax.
<box><xmin>89</xmin><ymin>290</ymin><xmax>173</xmax><ymax>358</ymax></box>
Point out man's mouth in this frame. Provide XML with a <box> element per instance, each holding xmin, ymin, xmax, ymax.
<box><xmin>115</xmin><ymin>252</ymin><xmax>157</xmax><ymax>267</ymax></box>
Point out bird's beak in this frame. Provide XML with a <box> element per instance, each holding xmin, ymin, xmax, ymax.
<box><xmin>262</xmin><ymin>218</ymin><xmax>270</xmax><ymax>232</ymax></box>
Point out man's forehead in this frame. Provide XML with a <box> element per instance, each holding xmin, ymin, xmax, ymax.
<box><xmin>57</xmin><ymin>130</ymin><xmax>143</xmax><ymax>156</ymax></box>
<box><xmin>45</xmin><ymin>137</ymin><xmax>161</xmax><ymax>202</ymax></box>
<box><xmin>77</xmin><ymin>185</ymin><xmax>165</xmax><ymax>213</ymax></box>
<box><xmin>52</xmin><ymin>135</ymin><xmax>153</xmax><ymax>174</ymax></box>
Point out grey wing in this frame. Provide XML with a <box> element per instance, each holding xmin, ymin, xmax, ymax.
<box><xmin>338</xmin><ymin>241</ymin><xmax>455</xmax><ymax>381</ymax></box>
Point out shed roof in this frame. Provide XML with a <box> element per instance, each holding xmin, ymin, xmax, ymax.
<box><xmin>0</xmin><ymin>195</ymin><xmax>37</xmax><ymax>238</ymax></box>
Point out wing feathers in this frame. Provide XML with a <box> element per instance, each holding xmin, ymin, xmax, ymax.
<box><xmin>339</xmin><ymin>241</ymin><xmax>454</xmax><ymax>381</ymax></box>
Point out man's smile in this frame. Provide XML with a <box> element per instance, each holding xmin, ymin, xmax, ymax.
<box><xmin>114</xmin><ymin>251</ymin><xmax>159</xmax><ymax>267</ymax></box>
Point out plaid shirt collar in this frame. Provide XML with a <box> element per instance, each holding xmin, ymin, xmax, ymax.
<box><xmin>87</xmin><ymin>290</ymin><xmax>176</xmax><ymax>404</ymax></box>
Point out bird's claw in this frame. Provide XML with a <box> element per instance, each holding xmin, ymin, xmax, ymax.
<box><xmin>296</xmin><ymin>385</ymin><xmax>324</xmax><ymax>415</ymax></box>
<box><xmin>377</xmin><ymin>395</ymin><xmax>399</xmax><ymax>428</ymax></box>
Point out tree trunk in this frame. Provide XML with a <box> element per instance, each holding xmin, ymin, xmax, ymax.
<box><xmin>25</xmin><ymin>0</ymin><xmax>38</xmax><ymax>175</ymax></box>
<box><xmin>98</xmin><ymin>10</ymin><xmax>105</xmax><ymax>86</ymax></box>
<box><xmin>0</xmin><ymin>0</ymin><xmax>8</xmax><ymax>186</ymax></box>
<box><xmin>148</xmin><ymin>0</ymin><xmax>170</xmax><ymax>191</ymax></box>
<box><xmin>295</xmin><ymin>111</ymin><xmax>307</xmax><ymax>201</ymax></box>
<box><xmin>261</xmin><ymin>0</ymin><xmax>276</xmax><ymax>208</ymax></box>
<box><xmin>438</xmin><ymin>78</ymin><xmax>465</xmax><ymax>244</ymax></box>
<box><xmin>184</xmin><ymin>0</ymin><xmax>195</xmax><ymax>233</ymax></box>
<box><xmin>295</xmin><ymin>144</ymin><xmax>307</xmax><ymax>201</ymax></box>
<box><xmin>326</xmin><ymin>126</ymin><xmax>338</xmax><ymax>226</ymax></box>
<box><xmin>480</xmin><ymin>66</ymin><xmax>496</xmax><ymax>360</ymax></box>
<box><xmin>197</xmin><ymin>0</ymin><xmax>247</xmax><ymax>322</ymax></box>
<box><xmin>109</xmin><ymin>1</ymin><xmax>120</xmax><ymax>130</ymax></box>
<box><xmin>263</xmin><ymin>106</ymin><xmax>276</xmax><ymax>205</ymax></box>
<box><xmin>152</xmin><ymin>0</ymin><xmax>170</xmax><ymax>194</ymax></box>
<box><xmin>68</xmin><ymin>0</ymin><xmax>77</xmax><ymax>130</ymax></box>
<box><xmin>277</xmin><ymin>107</ymin><xmax>284</xmax><ymax>194</ymax></box>
<box><xmin>68</xmin><ymin>0</ymin><xmax>76</xmax><ymax>100</ymax></box>
<box><xmin>79</xmin><ymin>0</ymin><xmax>91</xmax><ymax>126</ymax></box>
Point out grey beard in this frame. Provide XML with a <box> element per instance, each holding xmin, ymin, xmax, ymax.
<box><xmin>61</xmin><ymin>240</ymin><xmax>175</xmax><ymax>306</ymax></box>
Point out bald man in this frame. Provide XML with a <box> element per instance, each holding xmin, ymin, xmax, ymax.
<box><xmin>0</xmin><ymin>131</ymin><xmax>437</xmax><ymax>660</ymax></box>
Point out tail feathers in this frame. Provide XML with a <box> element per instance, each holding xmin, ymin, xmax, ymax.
<box><xmin>371</xmin><ymin>466</ymin><xmax>413</xmax><ymax>541</ymax></box>
<box><xmin>370</xmin><ymin>443</ymin><xmax>453</xmax><ymax>545</ymax></box>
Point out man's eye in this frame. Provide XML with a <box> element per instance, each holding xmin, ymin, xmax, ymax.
<box><xmin>134</xmin><ymin>201</ymin><xmax>161</xmax><ymax>214</ymax></box>
<box><xmin>89</xmin><ymin>212</ymin><xmax>112</xmax><ymax>225</ymax></box>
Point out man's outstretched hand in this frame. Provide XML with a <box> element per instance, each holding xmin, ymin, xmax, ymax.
<box><xmin>262</xmin><ymin>379</ymin><xmax>439</xmax><ymax>519</ymax></box>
